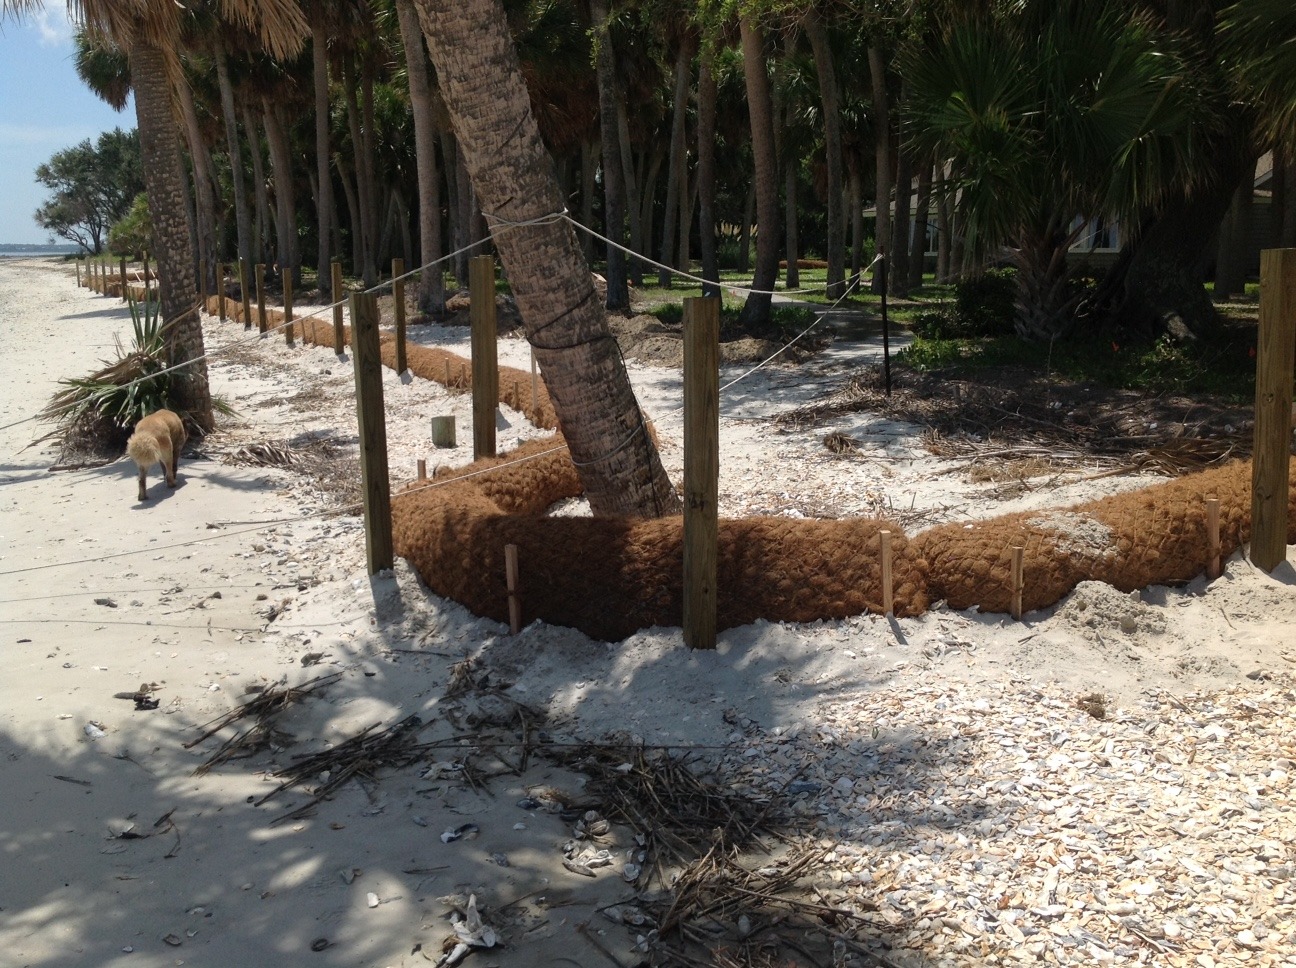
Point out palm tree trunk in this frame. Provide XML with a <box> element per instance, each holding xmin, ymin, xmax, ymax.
<box><xmin>214</xmin><ymin>41</ymin><xmax>253</xmax><ymax>280</ymax></box>
<box><xmin>1213</xmin><ymin>154</ymin><xmax>1255</xmax><ymax>300</ymax></box>
<box><xmin>784</xmin><ymin>158</ymin><xmax>799</xmax><ymax>290</ymax></box>
<box><xmin>242</xmin><ymin>104</ymin><xmax>272</xmax><ymax>269</ymax></box>
<box><xmin>868</xmin><ymin>46</ymin><xmax>891</xmax><ymax>294</ymax></box>
<box><xmin>908</xmin><ymin>159</ymin><xmax>932</xmax><ymax>291</ymax></box>
<box><xmin>935</xmin><ymin>172</ymin><xmax>952</xmax><ymax>283</ymax></box>
<box><xmin>890</xmin><ymin>143</ymin><xmax>912</xmax><ymax>297</ymax></box>
<box><xmin>640</xmin><ymin>143</ymin><xmax>664</xmax><ymax>264</ymax></box>
<box><xmin>395</xmin><ymin>0</ymin><xmax>446</xmax><ymax>315</ymax></box>
<box><xmin>738</xmin><ymin>16</ymin><xmax>779</xmax><ymax>327</ymax></box>
<box><xmin>591</xmin><ymin>0</ymin><xmax>628</xmax><ymax>309</ymax></box>
<box><xmin>657</xmin><ymin>34</ymin><xmax>696</xmax><ymax>287</ymax></box>
<box><xmin>849</xmin><ymin>158</ymin><xmax>862</xmax><ymax>279</ymax></box>
<box><xmin>616</xmin><ymin>94</ymin><xmax>644</xmax><ymax>286</ymax></box>
<box><xmin>129</xmin><ymin>41</ymin><xmax>213</xmax><ymax>431</ymax></box>
<box><xmin>263</xmin><ymin>98</ymin><xmax>300</xmax><ymax>285</ymax></box>
<box><xmin>336</xmin><ymin>153</ymin><xmax>362</xmax><ymax>276</ymax></box>
<box><xmin>177</xmin><ymin>75</ymin><xmax>217</xmax><ymax>295</ymax></box>
<box><xmin>696</xmin><ymin>44</ymin><xmax>719</xmax><ymax>298</ymax></box>
<box><xmin>804</xmin><ymin>10</ymin><xmax>845</xmax><ymax>297</ymax></box>
<box><xmin>412</xmin><ymin>0</ymin><xmax>678</xmax><ymax>517</ymax></box>
<box><xmin>312</xmin><ymin>22</ymin><xmax>333</xmax><ymax>297</ymax></box>
<box><xmin>580</xmin><ymin>139</ymin><xmax>597</xmax><ymax>264</ymax></box>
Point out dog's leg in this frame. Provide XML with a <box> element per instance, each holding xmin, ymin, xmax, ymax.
<box><xmin>138</xmin><ymin>465</ymin><xmax>148</xmax><ymax>501</ymax></box>
<box><xmin>163</xmin><ymin>456</ymin><xmax>176</xmax><ymax>488</ymax></box>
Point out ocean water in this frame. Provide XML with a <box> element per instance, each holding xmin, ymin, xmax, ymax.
<box><xmin>0</xmin><ymin>244</ymin><xmax>79</xmax><ymax>259</ymax></box>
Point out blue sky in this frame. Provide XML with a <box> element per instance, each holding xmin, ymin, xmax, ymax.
<box><xmin>0</xmin><ymin>4</ymin><xmax>134</xmax><ymax>245</ymax></box>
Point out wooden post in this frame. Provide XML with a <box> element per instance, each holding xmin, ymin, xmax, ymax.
<box><xmin>417</xmin><ymin>458</ymin><xmax>427</xmax><ymax>480</ymax></box>
<box><xmin>431</xmin><ymin>415</ymin><xmax>456</xmax><ymax>447</ymax></box>
<box><xmin>880</xmin><ymin>529</ymin><xmax>894</xmax><ymax>616</ymax></box>
<box><xmin>142</xmin><ymin>252</ymin><xmax>150</xmax><ymax>296</ymax></box>
<box><xmin>683</xmin><ymin>296</ymin><xmax>720</xmax><ymax>650</ymax></box>
<box><xmin>393</xmin><ymin>257</ymin><xmax>408</xmax><ymax>375</ymax></box>
<box><xmin>530</xmin><ymin>347</ymin><xmax>539</xmax><ymax>414</ymax></box>
<box><xmin>349</xmin><ymin>291</ymin><xmax>394</xmax><ymax>574</ymax></box>
<box><xmin>119</xmin><ymin>257</ymin><xmax>127</xmax><ymax>298</ymax></box>
<box><xmin>470</xmin><ymin>255</ymin><xmax>499</xmax><ymax>459</ymax></box>
<box><xmin>75</xmin><ymin>259</ymin><xmax>81</xmax><ymax>287</ymax></box>
<box><xmin>255</xmin><ymin>263</ymin><xmax>267</xmax><ymax>334</ymax></box>
<box><xmin>444</xmin><ymin>358</ymin><xmax>452</xmax><ymax>389</ymax></box>
<box><xmin>1251</xmin><ymin>248</ymin><xmax>1296</xmax><ymax>572</ymax></box>
<box><xmin>1206</xmin><ymin>497</ymin><xmax>1221</xmax><ymax>580</ymax></box>
<box><xmin>1010</xmin><ymin>545</ymin><xmax>1024</xmax><ymax>621</ymax></box>
<box><xmin>505</xmin><ymin>544</ymin><xmax>521</xmax><ymax>635</ymax></box>
<box><xmin>331</xmin><ymin>258</ymin><xmax>345</xmax><ymax>352</ymax></box>
<box><xmin>239</xmin><ymin>259</ymin><xmax>253</xmax><ymax>329</ymax></box>
<box><xmin>218</xmin><ymin>264</ymin><xmax>227</xmax><ymax>322</ymax></box>
<box><xmin>283</xmin><ymin>269</ymin><xmax>295</xmax><ymax>346</ymax></box>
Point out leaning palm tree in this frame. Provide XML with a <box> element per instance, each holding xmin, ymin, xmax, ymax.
<box><xmin>410</xmin><ymin>0</ymin><xmax>679</xmax><ymax>517</ymax></box>
<box><xmin>4</xmin><ymin>1</ymin><xmax>308</xmax><ymax>432</ymax></box>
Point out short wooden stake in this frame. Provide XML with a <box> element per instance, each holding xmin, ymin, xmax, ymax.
<box><xmin>142</xmin><ymin>252</ymin><xmax>150</xmax><ymax>295</ymax></box>
<box><xmin>469</xmin><ymin>255</ymin><xmax>498</xmax><ymax>459</ymax></box>
<box><xmin>393</xmin><ymin>257</ymin><xmax>407</xmax><ymax>375</ymax></box>
<box><xmin>283</xmin><ymin>269</ymin><xmax>295</xmax><ymax>346</ymax></box>
<box><xmin>431</xmin><ymin>415</ymin><xmax>456</xmax><ymax>447</ymax></box>
<box><xmin>119</xmin><ymin>257</ymin><xmax>127</xmax><ymax>299</ymax></box>
<box><xmin>255</xmin><ymin>263</ymin><xmax>267</xmax><ymax>334</ymax></box>
<box><xmin>460</xmin><ymin>363</ymin><xmax>467</xmax><ymax>390</ymax></box>
<box><xmin>349</xmin><ymin>291</ymin><xmax>394</xmax><ymax>574</ymax></box>
<box><xmin>880</xmin><ymin>529</ymin><xmax>894</xmax><ymax>616</ymax></box>
<box><xmin>417</xmin><ymin>458</ymin><xmax>427</xmax><ymax>480</ymax></box>
<box><xmin>239</xmin><ymin>258</ymin><xmax>253</xmax><ymax>329</ymax></box>
<box><xmin>1010</xmin><ymin>545</ymin><xmax>1024</xmax><ymax>621</ymax></box>
<box><xmin>530</xmin><ymin>347</ymin><xmax>539</xmax><ymax>413</ymax></box>
<box><xmin>218</xmin><ymin>264</ymin><xmax>227</xmax><ymax>322</ymax></box>
<box><xmin>75</xmin><ymin>260</ymin><xmax>81</xmax><ymax>286</ymax></box>
<box><xmin>505</xmin><ymin>543</ymin><xmax>521</xmax><ymax>635</ymax></box>
<box><xmin>331</xmin><ymin>258</ymin><xmax>345</xmax><ymax>352</ymax></box>
<box><xmin>683</xmin><ymin>295</ymin><xmax>721</xmax><ymax>650</ymax></box>
<box><xmin>444</xmin><ymin>359</ymin><xmax>452</xmax><ymax>389</ymax></box>
<box><xmin>1251</xmin><ymin>248</ymin><xmax>1296</xmax><ymax>572</ymax></box>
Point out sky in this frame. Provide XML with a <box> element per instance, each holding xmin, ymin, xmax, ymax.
<box><xmin>0</xmin><ymin>4</ymin><xmax>134</xmax><ymax>245</ymax></box>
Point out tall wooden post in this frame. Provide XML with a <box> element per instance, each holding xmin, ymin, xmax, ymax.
<box><xmin>255</xmin><ymin>263</ymin><xmax>267</xmax><ymax>334</ymax></box>
<box><xmin>349</xmin><ymin>292</ymin><xmax>394</xmax><ymax>574</ymax></box>
<box><xmin>393</xmin><ymin>257</ymin><xmax>408</xmax><ymax>375</ymax></box>
<box><xmin>331</xmin><ymin>258</ymin><xmax>345</xmax><ymax>352</ymax></box>
<box><xmin>239</xmin><ymin>259</ymin><xmax>253</xmax><ymax>329</ymax></box>
<box><xmin>1251</xmin><ymin>248</ymin><xmax>1296</xmax><ymax>572</ymax></box>
<box><xmin>283</xmin><ymin>268</ymin><xmax>295</xmax><ymax>346</ymax></box>
<box><xmin>75</xmin><ymin>259</ymin><xmax>81</xmax><ymax>287</ymax></box>
<box><xmin>469</xmin><ymin>255</ymin><xmax>498</xmax><ymax>459</ymax></box>
<box><xmin>142</xmin><ymin>252</ymin><xmax>150</xmax><ymax>296</ymax></box>
<box><xmin>683</xmin><ymin>296</ymin><xmax>720</xmax><ymax>650</ymax></box>
<box><xmin>119</xmin><ymin>257</ymin><xmax>127</xmax><ymax>298</ymax></box>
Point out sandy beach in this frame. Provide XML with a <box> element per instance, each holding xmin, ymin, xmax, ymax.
<box><xmin>1</xmin><ymin>257</ymin><xmax>1293</xmax><ymax>968</ymax></box>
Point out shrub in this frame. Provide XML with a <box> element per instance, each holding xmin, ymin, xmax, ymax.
<box><xmin>954</xmin><ymin>267</ymin><xmax>1017</xmax><ymax>336</ymax></box>
<box><xmin>108</xmin><ymin>193</ymin><xmax>152</xmax><ymax>260</ymax></box>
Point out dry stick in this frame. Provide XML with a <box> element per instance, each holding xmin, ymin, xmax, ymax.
<box><xmin>1206</xmin><ymin>496</ymin><xmax>1221</xmax><ymax>580</ymax></box>
<box><xmin>880</xmin><ymin>529</ymin><xmax>894</xmax><ymax>616</ymax></box>
<box><xmin>283</xmin><ymin>268</ymin><xmax>294</xmax><ymax>346</ymax></box>
<box><xmin>330</xmin><ymin>258</ymin><xmax>345</xmax><ymax>352</ymax></box>
<box><xmin>505</xmin><ymin>543</ymin><xmax>521</xmax><ymax>635</ymax></box>
<box><xmin>255</xmin><ymin>263</ymin><xmax>268</xmax><ymax>335</ymax></box>
<box><xmin>1011</xmin><ymin>545</ymin><xmax>1025</xmax><ymax>621</ymax></box>
<box><xmin>393</xmin><ymin>257</ymin><xmax>407</xmax><ymax>375</ymax></box>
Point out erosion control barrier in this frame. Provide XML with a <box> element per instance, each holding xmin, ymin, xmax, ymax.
<box><xmin>204</xmin><ymin>293</ymin><xmax>1293</xmax><ymax>641</ymax></box>
<box><xmin>204</xmin><ymin>294</ymin><xmax>558</xmax><ymax>431</ymax></box>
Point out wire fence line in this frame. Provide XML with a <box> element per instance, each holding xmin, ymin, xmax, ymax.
<box><xmin>2</xmin><ymin>214</ymin><xmax>893</xmax><ymax>578</ymax></box>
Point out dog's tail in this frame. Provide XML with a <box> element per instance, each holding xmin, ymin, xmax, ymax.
<box><xmin>126</xmin><ymin>431</ymin><xmax>166</xmax><ymax>470</ymax></box>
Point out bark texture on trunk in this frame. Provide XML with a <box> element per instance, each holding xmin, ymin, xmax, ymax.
<box><xmin>396</xmin><ymin>0</ymin><xmax>446</xmax><ymax>315</ymax></box>
<box><xmin>412</xmin><ymin>0</ymin><xmax>679</xmax><ymax>517</ymax></box>
<box><xmin>696</xmin><ymin>46</ymin><xmax>719</xmax><ymax>298</ymax></box>
<box><xmin>130</xmin><ymin>41</ymin><xmax>213</xmax><ymax>431</ymax></box>
<box><xmin>868</xmin><ymin>47</ymin><xmax>891</xmax><ymax>293</ymax></box>
<box><xmin>312</xmin><ymin>22</ymin><xmax>333</xmax><ymax>297</ymax></box>
<box><xmin>738</xmin><ymin>16</ymin><xmax>780</xmax><ymax>328</ymax></box>
<box><xmin>804</xmin><ymin>11</ymin><xmax>845</xmax><ymax>297</ymax></box>
<box><xmin>214</xmin><ymin>41</ymin><xmax>253</xmax><ymax>279</ymax></box>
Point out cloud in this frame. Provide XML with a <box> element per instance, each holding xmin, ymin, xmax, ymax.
<box><xmin>33</xmin><ymin>5</ymin><xmax>73</xmax><ymax>48</ymax></box>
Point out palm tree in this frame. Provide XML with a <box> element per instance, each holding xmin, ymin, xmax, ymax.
<box><xmin>591</xmin><ymin>0</ymin><xmax>629</xmax><ymax>310</ymax></box>
<box><xmin>801</xmin><ymin>9</ymin><xmax>845</xmax><ymax>297</ymax></box>
<box><xmin>6</xmin><ymin>0</ymin><xmax>306</xmax><ymax>431</ymax></box>
<box><xmin>412</xmin><ymin>0</ymin><xmax>678</xmax><ymax>517</ymax></box>
<box><xmin>737</xmin><ymin>13</ymin><xmax>780</xmax><ymax>328</ymax></box>
<box><xmin>905</xmin><ymin>0</ymin><xmax>1200</xmax><ymax>339</ymax></box>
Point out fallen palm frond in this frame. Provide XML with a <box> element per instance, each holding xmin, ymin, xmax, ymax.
<box><xmin>185</xmin><ymin>672</ymin><xmax>343</xmax><ymax>774</ymax></box>
<box><xmin>256</xmin><ymin>713</ymin><xmax>433</xmax><ymax>824</ymax></box>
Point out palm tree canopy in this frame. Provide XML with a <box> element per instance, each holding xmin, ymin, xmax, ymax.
<box><xmin>1220</xmin><ymin>0</ymin><xmax>1296</xmax><ymax>147</ymax></box>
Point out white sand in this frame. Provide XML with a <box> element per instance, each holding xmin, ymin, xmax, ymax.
<box><xmin>1</xmin><ymin>258</ymin><xmax>1292</xmax><ymax>967</ymax></box>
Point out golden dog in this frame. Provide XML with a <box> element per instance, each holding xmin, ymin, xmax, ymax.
<box><xmin>126</xmin><ymin>409</ymin><xmax>186</xmax><ymax>502</ymax></box>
